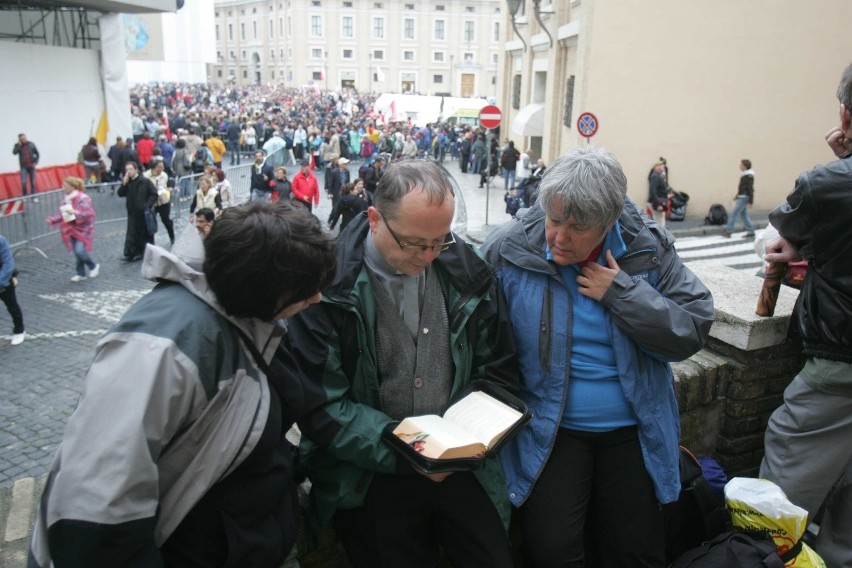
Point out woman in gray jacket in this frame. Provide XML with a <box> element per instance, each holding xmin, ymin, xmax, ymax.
<box><xmin>30</xmin><ymin>202</ymin><xmax>336</xmax><ymax>567</ymax></box>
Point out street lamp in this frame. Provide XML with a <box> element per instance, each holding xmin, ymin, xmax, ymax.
<box><xmin>532</xmin><ymin>0</ymin><xmax>553</xmax><ymax>48</ymax></box>
<box><xmin>506</xmin><ymin>0</ymin><xmax>527</xmax><ymax>52</ymax></box>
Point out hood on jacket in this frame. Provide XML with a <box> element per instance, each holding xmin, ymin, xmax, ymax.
<box><xmin>487</xmin><ymin>197</ymin><xmax>674</xmax><ymax>273</ymax></box>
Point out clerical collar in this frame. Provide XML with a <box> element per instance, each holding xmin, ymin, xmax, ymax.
<box><xmin>364</xmin><ymin>232</ymin><xmax>426</xmax><ymax>340</ymax></box>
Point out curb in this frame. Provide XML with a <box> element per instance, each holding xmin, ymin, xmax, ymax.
<box><xmin>0</xmin><ymin>476</ymin><xmax>44</xmax><ymax>568</ymax></box>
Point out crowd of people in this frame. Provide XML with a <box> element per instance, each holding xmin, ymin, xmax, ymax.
<box><xmin>111</xmin><ymin>82</ymin><xmax>543</xmax><ymax>201</ymax></box>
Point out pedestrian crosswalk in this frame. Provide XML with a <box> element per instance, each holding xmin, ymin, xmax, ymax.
<box><xmin>676</xmin><ymin>231</ymin><xmax>764</xmax><ymax>275</ymax></box>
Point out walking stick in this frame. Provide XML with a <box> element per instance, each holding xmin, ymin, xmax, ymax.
<box><xmin>755</xmin><ymin>262</ymin><xmax>788</xmax><ymax>317</ymax></box>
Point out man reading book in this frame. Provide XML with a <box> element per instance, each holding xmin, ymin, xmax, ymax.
<box><xmin>288</xmin><ymin>160</ymin><xmax>519</xmax><ymax>568</ymax></box>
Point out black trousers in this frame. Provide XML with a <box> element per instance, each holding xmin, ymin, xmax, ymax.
<box><xmin>333</xmin><ymin>471</ymin><xmax>513</xmax><ymax>568</ymax></box>
<box><xmin>520</xmin><ymin>426</ymin><xmax>666</xmax><ymax>568</ymax></box>
<box><xmin>155</xmin><ymin>202</ymin><xmax>175</xmax><ymax>243</ymax></box>
<box><xmin>123</xmin><ymin>212</ymin><xmax>152</xmax><ymax>259</ymax></box>
<box><xmin>1</xmin><ymin>283</ymin><xmax>24</xmax><ymax>334</ymax></box>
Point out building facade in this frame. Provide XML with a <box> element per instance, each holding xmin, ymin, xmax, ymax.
<box><xmin>499</xmin><ymin>0</ymin><xmax>852</xmax><ymax>215</ymax></box>
<box><xmin>211</xmin><ymin>0</ymin><xmax>502</xmax><ymax>98</ymax></box>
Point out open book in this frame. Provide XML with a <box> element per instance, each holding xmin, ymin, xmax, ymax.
<box><xmin>391</xmin><ymin>389</ymin><xmax>525</xmax><ymax>461</ymax></box>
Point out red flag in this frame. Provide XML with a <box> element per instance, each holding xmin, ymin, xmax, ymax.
<box><xmin>162</xmin><ymin>107</ymin><xmax>171</xmax><ymax>139</ymax></box>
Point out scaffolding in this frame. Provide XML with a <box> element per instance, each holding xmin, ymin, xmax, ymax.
<box><xmin>0</xmin><ymin>2</ymin><xmax>103</xmax><ymax>49</ymax></box>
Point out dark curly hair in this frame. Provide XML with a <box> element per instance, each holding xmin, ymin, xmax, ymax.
<box><xmin>203</xmin><ymin>201</ymin><xmax>336</xmax><ymax>320</ymax></box>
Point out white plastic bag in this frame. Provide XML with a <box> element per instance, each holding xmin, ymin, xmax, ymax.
<box><xmin>724</xmin><ymin>477</ymin><xmax>825</xmax><ymax>568</ymax></box>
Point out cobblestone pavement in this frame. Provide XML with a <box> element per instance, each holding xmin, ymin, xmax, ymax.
<box><xmin>0</xmin><ymin>176</ymin><xmax>337</xmax><ymax>489</ymax></box>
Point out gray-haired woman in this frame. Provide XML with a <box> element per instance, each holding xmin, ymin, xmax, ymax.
<box><xmin>482</xmin><ymin>145</ymin><xmax>715</xmax><ymax>567</ymax></box>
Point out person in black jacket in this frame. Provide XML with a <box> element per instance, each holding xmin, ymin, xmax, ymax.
<box><xmin>226</xmin><ymin>118</ymin><xmax>242</xmax><ymax>165</ymax></box>
<box><xmin>723</xmin><ymin>159</ymin><xmax>756</xmax><ymax>237</ymax></box>
<box><xmin>327</xmin><ymin>181</ymin><xmax>366</xmax><ymax>232</ymax></box>
<box><xmin>117</xmin><ymin>161</ymin><xmax>158</xmax><ymax>261</ymax></box>
<box><xmin>499</xmin><ymin>140</ymin><xmax>520</xmax><ymax>190</ymax></box>
<box><xmin>250</xmin><ymin>150</ymin><xmax>276</xmax><ymax>202</ymax></box>
<box><xmin>459</xmin><ymin>133</ymin><xmax>472</xmax><ymax>173</ymax></box>
<box><xmin>274</xmin><ymin>166</ymin><xmax>292</xmax><ymax>202</ymax></box>
<box><xmin>326</xmin><ymin>156</ymin><xmax>351</xmax><ymax>210</ymax></box>
<box><xmin>363</xmin><ymin>155</ymin><xmax>384</xmax><ymax>202</ymax></box>
<box><xmin>107</xmin><ymin>136</ymin><xmax>125</xmax><ymax>182</ymax></box>
<box><xmin>759</xmin><ymin>62</ymin><xmax>852</xmax><ymax>568</ymax></box>
<box><xmin>647</xmin><ymin>161</ymin><xmax>669</xmax><ymax>228</ymax></box>
<box><xmin>12</xmin><ymin>133</ymin><xmax>39</xmax><ymax>198</ymax></box>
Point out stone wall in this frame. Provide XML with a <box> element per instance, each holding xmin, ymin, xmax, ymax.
<box><xmin>674</xmin><ymin>262</ymin><xmax>805</xmax><ymax>477</ymax></box>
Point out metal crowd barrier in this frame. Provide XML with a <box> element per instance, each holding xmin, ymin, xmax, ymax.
<box><xmin>0</xmin><ymin>183</ymin><xmax>128</xmax><ymax>256</ymax></box>
<box><xmin>1</xmin><ymin>149</ymin><xmax>293</xmax><ymax>255</ymax></box>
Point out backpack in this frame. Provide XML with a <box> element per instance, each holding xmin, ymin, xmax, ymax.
<box><xmin>191</xmin><ymin>150</ymin><xmax>207</xmax><ymax>173</ymax></box>
<box><xmin>664</xmin><ymin>447</ymin><xmax>731</xmax><ymax>563</ymax></box>
<box><xmin>505</xmin><ymin>193</ymin><xmax>524</xmax><ymax>217</ymax></box>
<box><xmin>704</xmin><ymin>204</ymin><xmax>728</xmax><ymax>225</ymax></box>
<box><xmin>669</xmin><ymin>531</ymin><xmax>786</xmax><ymax>568</ymax></box>
<box><xmin>668</xmin><ymin>191</ymin><xmax>689</xmax><ymax>222</ymax></box>
<box><xmin>358</xmin><ymin>163</ymin><xmax>371</xmax><ymax>181</ymax></box>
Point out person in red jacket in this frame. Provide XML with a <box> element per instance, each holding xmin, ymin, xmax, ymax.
<box><xmin>291</xmin><ymin>159</ymin><xmax>320</xmax><ymax>212</ymax></box>
<box><xmin>136</xmin><ymin>131</ymin><xmax>156</xmax><ymax>170</ymax></box>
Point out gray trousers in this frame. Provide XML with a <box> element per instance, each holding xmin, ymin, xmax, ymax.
<box><xmin>760</xmin><ymin>370</ymin><xmax>852</xmax><ymax>568</ymax></box>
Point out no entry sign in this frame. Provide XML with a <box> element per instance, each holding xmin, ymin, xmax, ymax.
<box><xmin>577</xmin><ymin>112</ymin><xmax>599</xmax><ymax>138</ymax></box>
<box><xmin>479</xmin><ymin>105</ymin><xmax>502</xmax><ymax>129</ymax></box>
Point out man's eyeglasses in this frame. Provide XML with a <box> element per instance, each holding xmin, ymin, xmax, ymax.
<box><xmin>380</xmin><ymin>213</ymin><xmax>456</xmax><ymax>254</ymax></box>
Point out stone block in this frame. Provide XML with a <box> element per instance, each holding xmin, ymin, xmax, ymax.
<box><xmin>680</xmin><ymin>401</ymin><xmax>722</xmax><ymax>455</ymax></box>
<box><xmin>738</xmin><ymin>355</ymin><xmax>804</xmax><ymax>382</ymax></box>
<box><xmin>720</xmin><ymin>414</ymin><xmax>763</xmax><ymax>436</ymax></box>
<box><xmin>726</xmin><ymin>379</ymin><xmax>767</xmax><ymax>400</ymax></box>
<box><xmin>673</xmin><ymin>359</ymin><xmax>706</xmax><ymax>411</ymax></box>
<box><xmin>716</xmin><ymin>432</ymin><xmax>765</xmax><ymax>454</ymax></box>
<box><xmin>724</xmin><ymin>394</ymin><xmax>783</xmax><ymax>418</ymax></box>
<box><xmin>689</xmin><ymin>262</ymin><xmax>799</xmax><ymax>352</ymax></box>
<box><xmin>688</xmin><ymin>349</ymin><xmax>732</xmax><ymax>401</ymax></box>
<box><xmin>716</xmin><ymin>450</ymin><xmax>761</xmax><ymax>475</ymax></box>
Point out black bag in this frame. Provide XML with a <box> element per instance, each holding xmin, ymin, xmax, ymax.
<box><xmin>191</xmin><ymin>150</ymin><xmax>207</xmax><ymax>174</ymax></box>
<box><xmin>665</xmin><ymin>447</ymin><xmax>730</xmax><ymax>563</ymax></box>
<box><xmin>669</xmin><ymin>531</ymin><xmax>786</xmax><ymax>568</ymax></box>
<box><xmin>668</xmin><ymin>191</ymin><xmax>689</xmax><ymax>222</ymax></box>
<box><xmin>144</xmin><ymin>207</ymin><xmax>158</xmax><ymax>236</ymax></box>
<box><xmin>704</xmin><ymin>204</ymin><xmax>728</xmax><ymax>225</ymax></box>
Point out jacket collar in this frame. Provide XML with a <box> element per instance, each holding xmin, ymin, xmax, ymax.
<box><xmin>495</xmin><ymin>197</ymin><xmax>673</xmax><ymax>273</ymax></box>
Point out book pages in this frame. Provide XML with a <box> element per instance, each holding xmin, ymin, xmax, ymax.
<box><xmin>443</xmin><ymin>391</ymin><xmax>523</xmax><ymax>447</ymax></box>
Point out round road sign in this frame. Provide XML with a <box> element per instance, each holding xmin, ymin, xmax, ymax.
<box><xmin>479</xmin><ymin>105</ymin><xmax>502</xmax><ymax>129</ymax></box>
<box><xmin>577</xmin><ymin>112</ymin><xmax>599</xmax><ymax>138</ymax></box>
